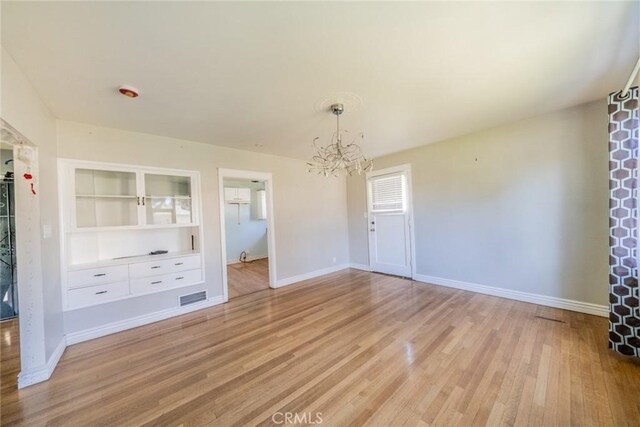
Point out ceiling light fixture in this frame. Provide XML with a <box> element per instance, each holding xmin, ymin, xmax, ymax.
<box><xmin>307</xmin><ymin>103</ymin><xmax>373</xmax><ymax>177</ymax></box>
<box><xmin>118</xmin><ymin>85</ymin><xmax>139</xmax><ymax>98</ymax></box>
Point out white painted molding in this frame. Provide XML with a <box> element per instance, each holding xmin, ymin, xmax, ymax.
<box><xmin>348</xmin><ymin>263</ymin><xmax>371</xmax><ymax>272</ymax></box>
<box><xmin>227</xmin><ymin>255</ymin><xmax>268</xmax><ymax>265</ymax></box>
<box><xmin>413</xmin><ymin>274</ymin><xmax>608</xmax><ymax>318</ymax></box>
<box><xmin>18</xmin><ymin>336</ymin><xmax>67</xmax><ymax>389</ymax></box>
<box><xmin>66</xmin><ymin>296</ymin><xmax>225</xmax><ymax>345</ymax></box>
<box><xmin>274</xmin><ymin>264</ymin><xmax>349</xmax><ymax>288</ymax></box>
<box><xmin>218</xmin><ymin>168</ymin><xmax>277</xmax><ymax>302</ymax></box>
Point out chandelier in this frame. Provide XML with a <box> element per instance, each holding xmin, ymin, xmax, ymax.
<box><xmin>307</xmin><ymin>103</ymin><xmax>373</xmax><ymax>177</ymax></box>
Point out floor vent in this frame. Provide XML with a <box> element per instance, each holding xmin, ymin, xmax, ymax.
<box><xmin>179</xmin><ymin>290</ymin><xmax>207</xmax><ymax>306</ymax></box>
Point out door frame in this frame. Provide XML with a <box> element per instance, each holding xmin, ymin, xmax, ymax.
<box><xmin>366</xmin><ymin>163</ymin><xmax>416</xmax><ymax>279</ymax></box>
<box><xmin>218</xmin><ymin>168</ymin><xmax>277</xmax><ymax>302</ymax></box>
<box><xmin>1</xmin><ymin>119</ymin><xmax>51</xmax><ymax>388</ymax></box>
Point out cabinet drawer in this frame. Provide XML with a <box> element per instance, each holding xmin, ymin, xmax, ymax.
<box><xmin>68</xmin><ymin>265</ymin><xmax>129</xmax><ymax>289</ymax></box>
<box><xmin>129</xmin><ymin>255</ymin><xmax>201</xmax><ymax>279</ymax></box>
<box><xmin>67</xmin><ymin>281</ymin><xmax>130</xmax><ymax>308</ymax></box>
<box><xmin>130</xmin><ymin>269</ymin><xmax>202</xmax><ymax>294</ymax></box>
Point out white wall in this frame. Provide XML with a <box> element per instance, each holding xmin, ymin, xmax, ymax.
<box><xmin>57</xmin><ymin>120</ymin><xmax>349</xmax><ymax>334</ymax></box>
<box><xmin>224</xmin><ymin>179</ymin><xmax>268</xmax><ymax>263</ymax></box>
<box><xmin>0</xmin><ymin>48</ymin><xmax>65</xmax><ymax>372</ymax></box>
<box><xmin>348</xmin><ymin>100</ymin><xmax>609</xmax><ymax>306</ymax></box>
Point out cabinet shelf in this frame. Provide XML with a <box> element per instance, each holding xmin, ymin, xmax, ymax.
<box><xmin>76</xmin><ymin>195</ymin><xmax>137</xmax><ymax>199</ymax></box>
<box><xmin>145</xmin><ymin>195</ymin><xmax>192</xmax><ymax>199</ymax></box>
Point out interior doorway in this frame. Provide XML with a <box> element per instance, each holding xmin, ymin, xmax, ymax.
<box><xmin>218</xmin><ymin>169</ymin><xmax>276</xmax><ymax>301</ymax></box>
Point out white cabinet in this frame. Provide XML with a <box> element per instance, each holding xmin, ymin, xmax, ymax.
<box><xmin>67</xmin><ymin>281</ymin><xmax>130</xmax><ymax>308</ymax></box>
<box><xmin>65</xmin><ymin>162</ymin><xmax>199</xmax><ymax>231</ymax></box>
<box><xmin>129</xmin><ymin>254</ymin><xmax>201</xmax><ymax>278</ymax></box>
<box><xmin>65</xmin><ymin>253</ymin><xmax>203</xmax><ymax>309</ymax></box>
<box><xmin>68</xmin><ymin>265</ymin><xmax>129</xmax><ymax>289</ymax></box>
<box><xmin>144</xmin><ymin>173</ymin><xmax>194</xmax><ymax>225</ymax></box>
<box><xmin>59</xmin><ymin>160</ymin><xmax>206</xmax><ymax>311</ymax></box>
<box><xmin>224</xmin><ymin>187</ymin><xmax>251</xmax><ymax>204</ymax></box>
<box><xmin>130</xmin><ymin>268</ymin><xmax>202</xmax><ymax>295</ymax></box>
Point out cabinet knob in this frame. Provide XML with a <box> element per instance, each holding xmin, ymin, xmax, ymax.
<box><xmin>151</xmin><ymin>281</ymin><xmax>162</xmax><ymax>285</ymax></box>
<box><xmin>93</xmin><ymin>273</ymin><xmax>106</xmax><ymax>277</ymax></box>
<box><xmin>95</xmin><ymin>291</ymin><xmax>108</xmax><ymax>295</ymax></box>
<box><xmin>175</xmin><ymin>276</ymin><xmax>184</xmax><ymax>280</ymax></box>
<box><xmin>151</xmin><ymin>266</ymin><xmax>161</xmax><ymax>269</ymax></box>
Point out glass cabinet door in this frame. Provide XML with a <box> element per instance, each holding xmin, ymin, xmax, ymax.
<box><xmin>144</xmin><ymin>174</ymin><xmax>193</xmax><ymax>225</ymax></box>
<box><xmin>75</xmin><ymin>169</ymin><xmax>139</xmax><ymax>228</ymax></box>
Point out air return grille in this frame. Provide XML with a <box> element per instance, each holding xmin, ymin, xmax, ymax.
<box><xmin>179</xmin><ymin>290</ymin><xmax>207</xmax><ymax>306</ymax></box>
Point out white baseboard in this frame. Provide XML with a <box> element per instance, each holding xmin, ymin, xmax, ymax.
<box><xmin>413</xmin><ymin>274</ymin><xmax>608</xmax><ymax>317</ymax></box>
<box><xmin>349</xmin><ymin>263</ymin><xmax>371</xmax><ymax>272</ymax></box>
<box><xmin>18</xmin><ymin>336</ymin><xmax>67</xmax><ymax>389</ymax></box>
<box><xmin>227</xmin><ymin>255</ymin><xmax>268</xmax><ymax>265</ymax></box>
<box><xmin>274</xmin><ymin>264</ymin><xmax>349</xmax><ymax>288</ymax></box>
<box><xmin>66</xmin><ymin>295</ymin><xmax>226</xmax><ymax>345</ymax></box>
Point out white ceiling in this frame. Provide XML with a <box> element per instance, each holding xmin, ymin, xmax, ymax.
<box><xmin>2</xmin><ymin>1</ymin><xmax>639</xmax><ymax>160</ymax></box>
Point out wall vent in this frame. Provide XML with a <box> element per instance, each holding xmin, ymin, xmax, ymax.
<box><xmin>179</xmin><ymin>290</ymin><xmax>207</xmax><ymax>306</ymax></box>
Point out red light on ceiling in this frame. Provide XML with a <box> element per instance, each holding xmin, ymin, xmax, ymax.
<box><xmin>118</xmin><ymin>85</ymin><xmax>139</xmax><ymax>98</ymax></box>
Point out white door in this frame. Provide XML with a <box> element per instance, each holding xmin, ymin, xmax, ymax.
<box><xmin>367</xmin><ymin>169</ymin><xmax>412</xmax><ymax>277</ymax></box>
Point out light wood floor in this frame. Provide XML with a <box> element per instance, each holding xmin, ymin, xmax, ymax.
<box><xmin>1</xmin><ymin>269</ymin><xmax>639</xmax><ymax>426</ymax></box>
<box><xmin>0</xmin><ymin>318</ymin><xmax>19</xmax><ymax>401</ymax></box>
<box><xmin>227</xmin><ymin>258</ymin><xmax>270</xmax><ymax>299</ymax></box>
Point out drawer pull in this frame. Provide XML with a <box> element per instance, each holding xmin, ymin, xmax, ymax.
<box><xmin>151</xmin><ymin>281</ymin><xmax>162</xmax><ymax>284</ymax></box>
<box><xmin>151</xmin><ymin>266</ymin><xmax>161</xmax><ymax>269</ymax></box>
<box><xmin>176</xmin><ymin>276</ymin><xmax>184</xmax><ymax>280</ymax></box>
<box><xmin>175</xmin><ymin>262</ymin><xmax>184</xmax><ymax>266</ymax></box>
<box><xmin>94</xmin><ymin>273</ymin><xmax>107</xmax><ymax>277</ymax></box>
<box><xmin>95</xmin><ymin>291</ymin><xmax>108</xmax><ymax>295</ymax></box>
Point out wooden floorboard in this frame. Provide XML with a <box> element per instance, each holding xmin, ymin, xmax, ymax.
<box><xmin>227</xmin><ymin>258</ymin><xmax>270</xmax><ymax>299</ymax></box>
<box><xmin>1</xmin><ymin>269</ymin><xmax>639</xmax><ymax>426</ymax></box>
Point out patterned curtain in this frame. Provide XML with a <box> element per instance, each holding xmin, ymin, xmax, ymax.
<box><xmin>609</xmin><ymin>86</ymin><xmax>639</xmax><ymax>357</ymax></box>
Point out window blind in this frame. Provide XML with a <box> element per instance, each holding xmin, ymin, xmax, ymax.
<box><xmin>370</xmin><ymin>173</ymin><xmax>405</xmax><ymax>212</ymax></box>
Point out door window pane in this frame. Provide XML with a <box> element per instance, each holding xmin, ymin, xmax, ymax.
<box><xmin>369</xmin><ymin>173</ymin><xmax>405</xmax><ymax>212</ymax></box>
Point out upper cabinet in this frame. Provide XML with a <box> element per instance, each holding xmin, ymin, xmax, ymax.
<box><xmin>224</xmin><ymin>187</ymin><xmax>251</xmax><ymax>204</ymax></box>
<box><xmin>62</xmin><ymin>160</ymin><xmax>200</xmax><ymax>231</ymax></box>
<box><xmin>75</xmin><ymin>168</ymin><xmax>139</xmax><ymax>228</ymax></box>
<box><xmin>144</xmin><ymin>173</ymin><xmax>193</xmax><ymax>225</ymax></box>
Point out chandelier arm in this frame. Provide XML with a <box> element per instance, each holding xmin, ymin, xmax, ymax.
<box><xmin>307</xmin><ymin>103</ymin><xmax>372</xmax><ymax>176</ymax></box>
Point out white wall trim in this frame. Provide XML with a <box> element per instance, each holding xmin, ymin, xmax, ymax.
<box><xmin>348</xmin><ymin>263</ymin><xmax>371</xmax><ymax>272</ymax></box>
<box><xmin>218</xmin><ymin>168</ymin><xmax>277</xmax><ymax>302</ymax></box>
<box><xmin>274</xmin><ymin>264</ymin><xmax>349</xmax><ymax>288</ymax></box>
<box><xmin>413</xmin><ymin>274</ymin><xmax>608</xmax><ymax>317</ymax></box>
<box><xmin>18</xmin><ymin>336</ymin><xmax>67</xmax><ymax>389</ymax></box>
<box><xmin>66</xmin><ymin>295</ymin><xmax>225</xmax><ymax>345</ymax></box>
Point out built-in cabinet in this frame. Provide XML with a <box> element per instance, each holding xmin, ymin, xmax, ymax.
<box><xmin>59</xmin><ymin>160</ymin><xmax>205</xmax><ymax>310</ymax></box>
<box><xmin>72</xmin><ymin>167</ymin><xmax>196</xmax><ymax>230</ymax></box>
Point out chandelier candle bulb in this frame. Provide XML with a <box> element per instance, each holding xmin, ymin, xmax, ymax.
<box><xmin>307</xmin><ymin>103</ymin><xmax>373</xmax><ymax>177</ymax></box>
